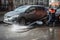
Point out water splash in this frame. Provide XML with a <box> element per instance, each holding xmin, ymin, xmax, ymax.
<box><xmin>11</xmin><ymin>24</ymin><xmax>30</xmax><ymax>32</ymax></box>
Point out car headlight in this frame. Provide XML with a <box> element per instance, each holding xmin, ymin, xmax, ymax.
<box><xmin>4</xmin><ymin>15</ymin><xmax>19</xmax><ymax>20</ymax></box>
<box><xmin>9</xmin><ymin>15</ymin><xmax>19</xmax><ymax>19</ymax></box>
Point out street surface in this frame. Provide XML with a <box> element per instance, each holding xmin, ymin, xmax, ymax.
<box><xmin>0</xmin><ymin>12</ymin><xmax>60</xmax><ymax>40</ymax></box>
<box><xmin>0</xmin><ymin>23</ymin><xmax>60</xmax><ymax>40</ymax></box>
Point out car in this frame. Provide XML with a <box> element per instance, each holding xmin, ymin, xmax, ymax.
<box><xmin>55</xmin><ymin>9</ymin><xmax>60</xmax><ymax>15</ymax></box>
<box><xmin>55</xmin><ymin>8</ymin><xmax>60</xmax><ymax>22</ymax></box>
<box><xmin>3</xmin><ymin>5</ymin><xmax>47</xmax><ymax>25</ymax></box>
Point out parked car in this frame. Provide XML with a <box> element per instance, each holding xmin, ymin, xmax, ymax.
<box><xmin>55</xmin><ymin>8</ymin><xmax>60</xmax><ymax>22</ymax></box>
<box><xmin>55</xmin><ymin>9</ymin><xmax>60</xmax><ymax>16</ymax></box>
<box><xmin>3</xmin><ymin>5</ymin><xmax>47</xmax><ymax>25</ymax></box>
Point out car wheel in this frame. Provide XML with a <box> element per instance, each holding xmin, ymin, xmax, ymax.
<box><xmin>18</xmin><ymin>18</ymin><xmax>26</xmax><ymax>25</ymax></box>
<box><xmin>41</xmin><ymin>15</ymin><xmax>48</xmax><ymax>24</ymax></box>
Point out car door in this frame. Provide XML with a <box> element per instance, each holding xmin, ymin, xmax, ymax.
<box><xmin>24</xmin><ymin>6</ymin><xmax>37</xmax><ymax>20</ymax></box>
<box><xmin>35</xmin><ymin>7</ymin><xmax>47</xmax><ymax>19</ymax></box>
<box><xmin>24</xmin><ymin>6</ymin><xmax>47</xmax><ymax>21</ymax></box>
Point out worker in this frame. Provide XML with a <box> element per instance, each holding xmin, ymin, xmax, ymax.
<box><xmin>46</xmin><ymin>8</ymin><xmax>56</xmax><ymax>26</ymax></box>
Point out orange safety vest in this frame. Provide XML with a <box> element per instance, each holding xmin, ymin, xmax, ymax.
<box><xmin>49</xmin><ymin>9</ymin><xmax>55</xmax><ymax>13</ymax></box>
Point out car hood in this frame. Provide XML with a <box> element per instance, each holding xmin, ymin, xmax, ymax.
<box><xmin>5</xmin><ymin>11</ymin><xmax>23</xmax><ymax>16</ymax></box>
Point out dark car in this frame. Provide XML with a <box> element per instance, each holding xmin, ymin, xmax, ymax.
<box><xmin>4</xmin><ymin>5</ymin><xmax>47</xmax><ymax>25</ymax></box>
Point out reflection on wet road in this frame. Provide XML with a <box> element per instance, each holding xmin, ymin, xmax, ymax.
<box><xmin>0</xmin><ymin>24</ymin><xmax>60</xmax><ymax>40</ymax></box>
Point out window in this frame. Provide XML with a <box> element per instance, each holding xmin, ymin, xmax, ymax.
<box><xmin>56</xmin><ymin>9</ymin><xmax>60</xmax><ymax>13</ymax></box>
<box><xmin>26</xmin><ymin>7</ymin><xmax>36</xmax><ymax>13</ymax></box>
<box><xmin>0</xmin><ymin>0</ymin><xmax>8</xmax><ymax>11</ymax></box>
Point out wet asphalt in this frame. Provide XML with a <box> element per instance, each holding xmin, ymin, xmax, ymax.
<box><xmin>0</xmin><ymin>13</ymin><xmax>60</xmax><ymax>40</ymax></box>
<box><xmin>0</xmin><ymin>23</ymin><xmax>60</xmax><ymax>40</ymax></box>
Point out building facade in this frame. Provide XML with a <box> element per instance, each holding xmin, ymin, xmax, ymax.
<box><xmin>49</xmin><ymin>0</ymin><xmax>60</xmax><ymax>8</ymax></box>
<box><xmin>0</xmin><ymin>0</ymin><xmax>49</xmax><ymax>11</ymax></box>
<box><xmin>0</xmin><ymin>0</ymin><xmax>14</xmax><ymax>11</ymax></box>
<box><xmin>14</xmin><ymin>0</ymin><xmax>49</xmax><ymax>8</ymax></box>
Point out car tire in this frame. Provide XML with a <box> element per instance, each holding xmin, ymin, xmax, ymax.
<box><xmin>18</xmin><ymin>18</ymin><xmax>27</xmax><ymax>25</ymax></box>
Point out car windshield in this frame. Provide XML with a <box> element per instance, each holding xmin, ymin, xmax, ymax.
<box><xmin>14</xmin><ymin>5</ymin><xmax>30</xmax><ymax>12</ymax></box>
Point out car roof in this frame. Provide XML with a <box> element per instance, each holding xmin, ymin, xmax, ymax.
<box><xmin>19</xmin><ymin>5</ymin><xmax>45</xmax><ymax>8</ymax></box>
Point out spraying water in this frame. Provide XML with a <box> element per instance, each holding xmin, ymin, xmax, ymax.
<box><xmin>10</xmin><ymin>21</ymin><xmax>43</xmax><ymax>32</ymax></box>
<box><xmin>11</xmin><ymin>24</ymin><xmax>31</xmax><ymax>32</ymax></box>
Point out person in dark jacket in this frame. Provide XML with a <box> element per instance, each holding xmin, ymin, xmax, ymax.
<box><xmin>47</xmin><ymin>8</ymin><xmax>56</xmax><ymax>26</ymax></box>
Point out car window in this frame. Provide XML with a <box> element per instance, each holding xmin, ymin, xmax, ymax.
<box><xmin>14</xmin><ymin>6</ymin><xmax>30</xmax><ymax>12</ymax></box>
<box><xmin>26</xmin><ymin>6</ymin><xmax>36</xmax><ymax>13</ymax></box>
<box><xmin>56</xmin><ymin>9</ymin><xmax>60</xmax><ymax>13</ymax></box>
